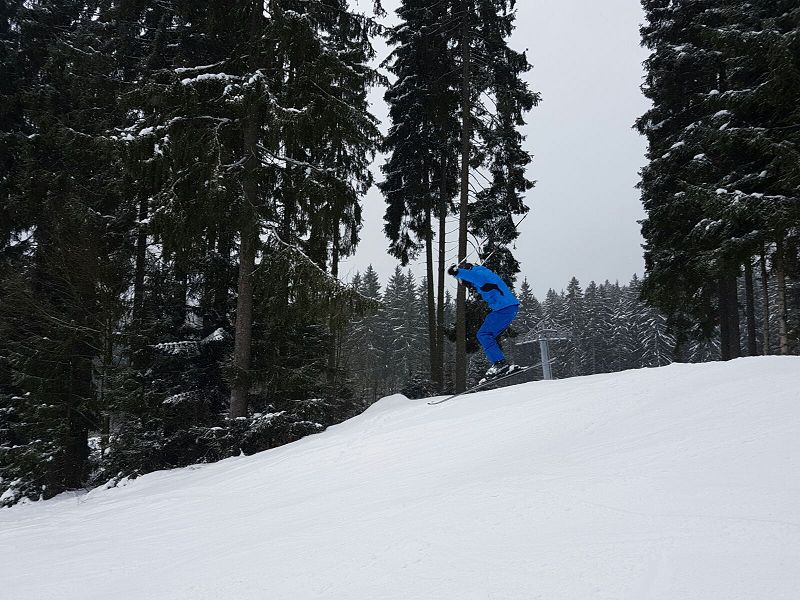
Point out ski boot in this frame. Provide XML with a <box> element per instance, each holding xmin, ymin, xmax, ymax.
<box><xmin>479</xmin><ymin>360</ymin><xmax>512</xmax><ymax>384</ymax></box>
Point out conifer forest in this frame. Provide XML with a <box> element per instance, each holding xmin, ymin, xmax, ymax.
<box><xmin>1</xmin><ymin>0</ymin><xmax>798</xmax><ymax>506</ymax></box>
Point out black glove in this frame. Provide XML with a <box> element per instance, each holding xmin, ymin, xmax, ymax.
<box><xmin>447</xmin><ymin>264</ymin><xmax>459</xmax><ymax>276</ymax></box>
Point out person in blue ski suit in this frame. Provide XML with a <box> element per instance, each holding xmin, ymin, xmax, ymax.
<box><xmin>447</xmin><ymin>262</ymin><xmax>519</xmax><ymax>380</ymax></box>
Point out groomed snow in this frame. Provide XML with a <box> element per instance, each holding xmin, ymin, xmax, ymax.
<box><xmin>2</xmin><ymin>357</ymin><xmax>799</xmax><ymax>599</ymax></box>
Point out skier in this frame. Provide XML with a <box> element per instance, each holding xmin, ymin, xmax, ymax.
<box><xmin>447</xmin><ymin>262</ymin><xmax>520</xmax><ymax>381</ymax></box>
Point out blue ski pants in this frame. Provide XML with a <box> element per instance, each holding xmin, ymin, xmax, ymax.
<box><xmin>477</xmin><ymin>304</ymin><xmax>519</xmax><ymax>363</ymax></box>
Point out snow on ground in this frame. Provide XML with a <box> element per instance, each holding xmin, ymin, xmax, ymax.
<box><xmin>1</xmin><ymin>357</ymin><xmax>799</xmax><ymax>600</ymax></box>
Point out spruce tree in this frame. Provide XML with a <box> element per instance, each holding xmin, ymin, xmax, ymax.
<box><xmin>637</xmin><ymin>0</ymin><xmax>800</xmax><ymax>359</ymax></box>
<box><xmin>516</xmin><ymin>278</ymin><xmax>543</xmax><ymax>332</ymax></box>
<box><xmin>383</xmin><ymin>0</ymin><xmax>538</xmax><ymax>391</ymax></box>
<box><xmin>344</xmin><ymin>267</ymin><xmax>386</xmax><ymax>402</ymax></box>
<box><xmin>382</xmin><ymin>267</ymin><xmax>410</xmax><ymax>391</ymax></box>
<box><xmin>583</xmin><ymin>282</ymin><xmax>606</xmax><ymax>375</ymax></box>
<box><xmin>637</xmin><ymin>0</ymin><xmax>726</xmax><ymax>358</ymax></box>
<box><xmin>380</xmin><ymin>0</ymin><xmax>461</xmax><ymax>390</ymax></box>
<box><xmin>453</xmin><ymin>0</ymin><xmax>539</xmax><ymax>390</ymax></box>
<box><xmin>1</xmin><ymin>0</ymin><xmax>387</xmax><ymax>502</ymax></box>
<box><xmin>0</xmin><ymin>0</ymin><xmax>134</xmax><ymax>500</ymax></box>
<box><xmin>560</xmin><ymin>278</ymin><xmax>586</xmax><ymax>377</ymax></box>
<box><xmin>117</xmin><ymin>0</ymin><xmax>382</xmax><ymax>418</ymax></box>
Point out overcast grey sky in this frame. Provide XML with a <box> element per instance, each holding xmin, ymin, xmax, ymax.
<box><xmin>340</xmin><ymin>0</ymin><xmax>651</xmax><ymax>298</ymax></box>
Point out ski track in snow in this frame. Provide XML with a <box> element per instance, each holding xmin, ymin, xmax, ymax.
<box><xmin>1</xmin><ymin>357</ymin><xmax>799</xmax><ymax>599</ymax></box>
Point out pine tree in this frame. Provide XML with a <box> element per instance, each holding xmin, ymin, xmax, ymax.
<box><xmin>637</xmin><ymin>0</ymin><xmax>726</xmax><ymax>358</ymax></box>
<box><xmin>582</xmin><ymin>281</ymin><xmax>605</xmax><ymax>375</ymax></box>
<box><xmin>0</xmin><ymin>0</ymin><xmax>23</xmax><ymax>242</ymax></box>
<box><xmin>559</xmin><ymin>278</ymin><xmax>586</xmax><ymax>377</ymax></box>
<box><xmin>0</xmin><ymin>0</ymin><xmax>139</xmax><ymax>501</ymax></box>
<box><xmin>596</xmin><ymin>282</ymin><xmax>621</xmax><ymax>373</ymax></box>
<box><xmin>382</xmin><ymin>267</ymin><xmax>410</xmax><ymax>391</ymax></box>
<box><xmin>116</xmin><ymin>0</ymin><xmax>382</xmax><ymax>418</ymax></box>
<box><xmin>380</xmin><ymin>0</ymin><xmax>462</xmax><ymax>390</ymax></box>
<box><xmin>451</xmin><ymin>0</ymin><xmax>539</xmax><ymax>391</ymax></box>
<box><xmin>1</xmin><ymin>0</ymin><xmax>386</xmax><ymax>502</ymax></box>
<box><xmin>516</xmin><ymin>278</ymin><xmax>543</xmax><ymax>332</ymax></box>
<box><xmin>344</xmin><ymin>267</ymin><xmax>386</xmax><ymax>402</ymax></box>
<box><xmin>637</xmin><ymin>0</ymin><xmax>800</xmax><ymax>359</ymax></box>
<box><xmin>611</xmin><ymin>279</ymin><xmax>638</xmax><ymax>372</ymax></box>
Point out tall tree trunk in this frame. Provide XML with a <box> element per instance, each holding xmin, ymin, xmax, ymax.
<box><xmin>202</xmin><ymin>231</ymin><xmax>217</xmax><ymax>334</ymax></box>
<box><xmin>229</xmin><ymin>2</ymin><xmax>262</xmax><ymax>418</ymax></box>
<box><xmin>775</xmin><ymin>236</ymin><xmax>789</xmax><ymax>355</ymax></box>
<box><xmin>425</xmin><ymin>206</ymin><xmax>438</xmax><ymax>386</ymax></box>
<box><xmin>99</xmin><ymin>318</ymin><xmax>113</xmax><ymax>458</ymax></box>
<box><xmin>714</xmin><ymin>67</ymin><xmax>743</xmax><ymax>360</ymax></box>
<box><xmin>744</xmin><ymin>260</ymin><xmax>758</xmax><ymax>356</ymax></box>
<box><xmin>132</xmin><ymin>195</ymin><xmax>148</xmax><ymax>326</ymax></box>
<box><xmin>230</xmin><ymin>214</ymin><xmax>257</xmax><ymax>418</ymax></box>
<box><xmin>327</xmin><ymin>231</ymin><xmax>340</xmax><ymax>385</ymax></box>
<box><xmin>213</xmin><ymin>230</ymin><xmax>232</xmax><ymax>325</ymax></box>
<box><xmin>718</xmin><ymin>277</ymin><xmax>731</xmax><ymax>360</ymax></box>
<box><xmin>727</xmin><ymin>273</ymin><xmax>741</xmax><ymax>359</ymax></box>
<box><xmin>436</xmin><ymin>152</ymin><xmax>447</xmax><ymax>391</ymax></box>
<box><xmin>718</xmin><ymin>274</ymin><xmax>741</xmax><ymax>360</ymax></box>
<box><xmin>760</xmin><ymin>246</ymin><xmax>771</xmax><ymax>354</ymax></box>
<box><xmin>673</xmin><ymin>329</ymin><xmax>688</xmax><ymax>363</ymax></box>
<box><xmin>61</xmin><ymin>342</ymin><xmax>92</xmax><ymax>492</ymax></box>
<box><xmin>173</xmin><ymin>254</ymin><xmax>188</xmax><ymax>329</ymax></box>
<box><xmin>131</xmin><ymin>195</ymin><xmax>148</xmax><ymax>370</ymax></box>
<box><xmin>455</xmin><ymin>0</ymin><xmax>473</xmax><ymax>392</ymax></box>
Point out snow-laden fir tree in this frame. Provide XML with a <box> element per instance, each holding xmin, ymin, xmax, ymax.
<box><xmin>637</xmin><ymin>0</ymin><xmax>800</xmax><ymax>359</ymax></box>
<box><xmin>344</xmin><ymin>266</ymin><xmax>387</xmax><ymax>402</ymax></box>
<box><xmin>0</xmin><ymin>0</ymin><xmax>134</xmax><ymax>501</ymax></box>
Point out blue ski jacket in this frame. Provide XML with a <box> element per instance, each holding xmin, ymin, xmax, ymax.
<box><xmin>451</xmin><ymin>265</ymin><xmax>519</xmax><ymax>312</ymax></box>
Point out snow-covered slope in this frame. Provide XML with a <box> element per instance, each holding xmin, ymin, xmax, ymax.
<box><xmin>2</xmin><ymin>357</ymin><xmax>799</xmax><ymax>600</ymax></box>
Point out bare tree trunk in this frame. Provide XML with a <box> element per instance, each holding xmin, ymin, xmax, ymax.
<box><xmin>436</xmin><ymin>152</ymin><xmax>447</xmax><ymax>391</ymax></box>
<box><xmin>201</xmin><ymin>231</ymin><xmax>217</xmax><ymax>333</ymax></box>
<box><xmin>760</xmin><ymin>246</ymin><xmax>771</xmax><ymax>354</ymax></box>
<box><xmin>727</xmin><ymin>273</ymin><xmax>741</xmax><ymax>359</ymax></box>
<box><xmin>456</xmin><ymin>0</ymin><xmax>473</xmax><ymax>392</ymax></box>
<box><xmin>214</xmin><ymin>230</ymin><xmax>232</xmax><ymax>324</ymax></box>
<box><xmin>99</xmin><ymin>318</ymin><xmax>113</xmax><ymax>458</ymax></box>
<box><xmin>718</xmin><ymin>277</ymin><xmax>731</xmax><ymax>360</ymax></box>
<box><xmin>744</xmin><ymin>260</ymin><xmax>758</xmax><ymax>356</ymax></box>
<box><xmin>229</xmin><ymin>2</ymin><xmax>263</xmax><ymax>418</ymax></box>
<box><xmin>718</xmin><ymin>274</ymin><xmax>741</xmax><ymax>360</ymax></box>
<box><xmin>173</xmin><ymin>254</ymin><xmax>188</xmax><ymax>329</ymax></box>
<box><xmin>327</xmin><ymin>231</ymin><xmax>340</xmax><ymax>385</ymax></box>
<box><xmin>62</xmin><ymin>342</ymin><xmax>92</xmax><ymax>491</ymax></box>
<box><xmin>132</xmin><ymin>195</ymin><xmax>148</xmax><ymax>326</ymax></box>
<box><xmin>673</xmin><ymin>330</ymin><xmax>688</xmax><ymax>363</ymax></box>
<box><xmin>230</xmin><ymin>214</ymin><xmax>257</xmax><ymax>418</ymax></box>
<box><xmin>131</xmin><ymin>195</ymin><xmax>148</xmax><ymax>371</ymax></box>
<box><xmin>775</xmin><ymin>236</ymin><xmax>789</xmax><ymax>355</ymax></box>
<box><xmin>425</xmin><ymin>206</ymin><xmax>438</xmax><ymax>386</ymax></box>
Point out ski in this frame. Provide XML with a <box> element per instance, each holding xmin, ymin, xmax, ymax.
<box><xmin>427</xmin><ymin>363</ymin><xmax>539</xmax><ymax>405</ymax></box>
